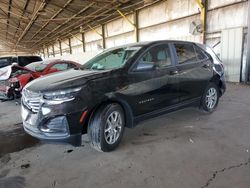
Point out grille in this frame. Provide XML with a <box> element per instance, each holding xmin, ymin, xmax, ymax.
<box><xmin>22</xmin><ymin>89</ymin><xmax>41</xmax><ymax>113</ymax></box>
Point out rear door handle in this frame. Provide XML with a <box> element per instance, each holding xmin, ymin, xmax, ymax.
<box><xmin>170</xmin><ymin>70</ymin><xmax>179</xmax><ymax>75</ymax></box>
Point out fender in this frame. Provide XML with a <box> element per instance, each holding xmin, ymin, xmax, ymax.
<box><xmin>81</xmin><ymin>93</ymin><xmax>135</xmax><ymax>134</ymax></box>
<box><xmin>104</xmin><ymin>92</ymin><xmax>135</xmax><ymax>128</ymax></box>
<box><xmin>209</xmin><ymin>74</ymin><xmax>220</xmax><ymax>85</ymax></box>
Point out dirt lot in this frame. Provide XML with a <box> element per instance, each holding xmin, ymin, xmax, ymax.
<box><xmin>0</xmin><ymin>83</ymin><xmax>250</xmax><ymax>188</ymax></box>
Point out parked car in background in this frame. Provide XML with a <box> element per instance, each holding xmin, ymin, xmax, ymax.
<box><xmin>0</xmin><ymin>59</ymin><xmax>80</xmax><ymax>100</ymax></box>
<box><xmin>0</xmin><ymin>55</ymin><xmax>42</xmax><ymax>68</ymax></box>
<box><xmin>0</xmin><ymin>55</ymin><xmax>43</xmax><ymax>81</ymax></box>
<box><xmin>0</xmin><ymin>57</ymin><xmax>13</xmax><ymax>69</ymax></box>
<box><xmin>21</xmin><ymin>40</ymin><xmax>226</xmax><ymax>152</ymax></box>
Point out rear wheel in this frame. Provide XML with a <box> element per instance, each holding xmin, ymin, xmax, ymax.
<box><xmin>88</xmin><ymin>103</ymin><xmax>125</xmax><ymax>152</ymax></box>
<box><xmin>200</xmin><ymin>83</ymin><xmax>219</xmax><ymax>113</ymax></box>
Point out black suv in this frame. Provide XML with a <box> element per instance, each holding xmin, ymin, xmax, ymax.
<box><xmin>0</xmin><ymin>56</ymin><xmax>42</xmax><ymax>68</ymax></box>
<box><xmin>21</xmin><ymin>41</ymin><xmax>226</xmax><ymax>152</ymax></box>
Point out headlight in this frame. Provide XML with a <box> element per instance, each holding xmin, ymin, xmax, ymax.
<box><xmin>43</xmin><ymin>87</ymin><xmax>81</xmax><ymax>102</ymax></box>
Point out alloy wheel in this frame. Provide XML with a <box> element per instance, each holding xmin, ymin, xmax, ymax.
<box><xmin>104</xmin><ymin>111</ymin><xmax>123</xmax><ymax>145</ymax></box>
<box><xmin>205</xmin><ymin>87</ymin><xmax>218</xmax><ymax>109</ymax></box>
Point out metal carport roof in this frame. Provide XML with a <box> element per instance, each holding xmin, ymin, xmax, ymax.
<box><xmin>0</xmin><ymin>0</ymin><xmax>157</xmax><ymax>55</ymax></box>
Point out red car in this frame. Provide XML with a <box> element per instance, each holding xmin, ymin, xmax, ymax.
<box><xmin>0</xmin><ymin>59</ymin><xmax>80</xmax><ymax>100</ymax></box>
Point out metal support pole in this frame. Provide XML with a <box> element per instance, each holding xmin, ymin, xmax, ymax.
<box><xmin>134</xmin><ymin>10</ymin><xmax>139</xmax><ymax>42</ymax></box>
<box><xmin>102</xmin><ymin>24</ymin><xmax>106</xmax><ymax>49</ymax></box>
<box><xmin>246</xmin><ymin>0</ymin><xmax>250</xmax><ymax>82</ymax></box>
<box><xmin>59</xmin><ymin>40</ymin><xmax>62</xmax><ymax>56</ymax></box>
<box><xmin>195</xmin><ymin>0</ymin><xmax>207</xmax><ymax>44</ymax></box>
<box><xmin>69</xmin><ymin>38</ymin><xmax>72</xmax><ymax>54</ymax></box>
<box><xmin>47</xmin><ymin>47</ymin><xmax>49</xmax><ymax>58</ymax></box>
<box><xmin>52</xmin><ymin>45</ymin><xmax>55</xmax><ymax>57</ymax></box>
<box><xmin>42</xmin><ymin>48</ymin><xmax>45</xmax><ymax>58</ymax></box>
<box><xmin>202</xmin><ymin>0</ymin><xmax>208</xmax><ymax>44</ymax></box>
<box><xmin>82</xmin><ymin>32</ymin><xmax>85</xmax><ymax>52</ymax></box>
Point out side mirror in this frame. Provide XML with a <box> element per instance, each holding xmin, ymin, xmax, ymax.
<box><xmin>135</xmin><ymin>63</ymin><xmax>155</xmax><ymax>71</ymax></box>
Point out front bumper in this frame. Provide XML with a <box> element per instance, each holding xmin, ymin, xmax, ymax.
<box><xmin>0</xmin><ymin>83</ymin><xmax>9</xmax><ymax>100</ymax></box>
<box><xmin>23</xmin><ymin>120</ymin><xmax>81</xmax><ymax>146</ymax></box>
<box><xmin>0</xmin><ymin>81</ymin><xmax>21</xmax><ymax>100</ymax></box>
<box><xmin>0</xmin><ymin>91</ymin><xmax>8</xmax><ymax>100</ymax></box>
<box><xmin>21</xmin><ymin>98</ymin><xmax>85</xmax><ymax>146</ymax></box>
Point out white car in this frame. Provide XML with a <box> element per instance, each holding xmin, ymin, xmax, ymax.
<box><xmin>0</xmin><ymin>65</ymin><xmax>12</xmax><ymax>81</ymax></box>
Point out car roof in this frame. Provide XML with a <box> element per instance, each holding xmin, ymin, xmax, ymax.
<box><xmin>26</xmin><ymin>59</ymin><xmax>79</xmax><ymax>67</ymax></box>
<box><xmin>104</xmin><ymin>40</ymin><xmax>199</xmax><ymax>51</ymax></box>
<box><xmin>35</xmin><ymin>59</ymin><xmax>60</xmax><ymax>65</ymax></box>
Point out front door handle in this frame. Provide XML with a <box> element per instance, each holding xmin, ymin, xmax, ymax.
<box><xmin>170</xmin><ymin>70</ymin><xmax>179</xmax><ymax>75</ymax></box>
<box><xmin>203</xmin><ymin>64</ymin><xmax>210</xmax><ymax>68</ymax></box>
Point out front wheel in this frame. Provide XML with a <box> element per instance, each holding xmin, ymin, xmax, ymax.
<box><xmin>200</xmin><ymin>83</ymin><xmax>219</xmax><ymax>113</ymax></box>
<box><xmin>88</xmin><ymin>103</ymin><xmax>125</xmax><ymax>152</ymax></box>
<box><xmin>7</xmin><ymin>89</ymin><xmax>14</xmax><ymax>100</ymax></box>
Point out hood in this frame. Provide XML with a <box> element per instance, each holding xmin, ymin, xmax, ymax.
<box><xmin>25</xmin><ymin>69</ymin><xmax>110</xmax><ymax>93</ymax></box>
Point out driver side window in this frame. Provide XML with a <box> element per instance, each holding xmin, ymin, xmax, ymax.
<box><xmin>136</xmin><ymin>44</ymin><xmax>172</xmax><ymax>71</ymax></box>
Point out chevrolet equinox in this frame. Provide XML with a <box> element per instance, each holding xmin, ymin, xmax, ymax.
<box><xmin>21</xmin><ymin>41</ymin><xmax>226</xmax><ymax>152</ymax></box>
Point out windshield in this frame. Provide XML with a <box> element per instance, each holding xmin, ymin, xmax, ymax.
<box><xmin>81</xmin><ymin>47</ymin><xmax>141</xmax><ymax>70</ymax></box>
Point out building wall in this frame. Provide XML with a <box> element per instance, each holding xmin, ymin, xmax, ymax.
<box><xmin>206</xmin><ymin>0</ymin><xmax>248</xmax><ymax>54</ymax></box>
<box><xmin>40</xmin><ymin>0</ymin><xmax>249</xmax><ymax>76</ymax></box>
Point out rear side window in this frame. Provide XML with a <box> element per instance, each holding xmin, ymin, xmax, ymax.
<box><xmin>174</xmin><ymin>43</ymin><xmax>197</xmax><ymax>64</ymax></box>
<box><xmin>194</xmin><ymin>46</ymin><xmax>207</xmax><ymax>61</ymax></box>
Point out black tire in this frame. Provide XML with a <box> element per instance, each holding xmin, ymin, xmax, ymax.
<box><xmin>88</xmin><ymin>103</ymin><xmax>125</xmax><ymax>152</ymax></box>
<box><xmin>200</xmin><ymin>82</ymin><xmax>219</xmax><ymax>113</ymax></box>
<box><xmin>7</xmin><ymin>91</ymin><xmax>14</xmax><ymax>100</ymax></box>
